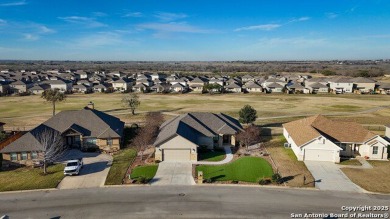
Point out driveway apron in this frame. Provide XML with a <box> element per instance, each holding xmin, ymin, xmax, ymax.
<box><xmin>151</xmin><ymin>162</ymin><xmax>195</xmax><ymax>186</ymax></box>
<box><xmin>304</xmin><ymin>161</ymin><xmax>365</xmax><ymax>193</ymax></box>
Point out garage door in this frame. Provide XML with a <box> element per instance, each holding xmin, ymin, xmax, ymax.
<box><xmin>304</xmin><ymin>149</ymin><xmax>335</xmax><ymax>162</ymax></box>
<box><xmin>163</xmin><ymin>149</ymin><xmax>191</xmax><ymax>162</ymax></box>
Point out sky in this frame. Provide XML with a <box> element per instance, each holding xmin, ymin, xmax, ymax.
<box><xmin>0</xmin><ymin>0</ymin><xmax>389</xmax><ymax>61</ymax></box>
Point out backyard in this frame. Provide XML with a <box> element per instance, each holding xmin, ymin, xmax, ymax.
<box><xmin>264</xmin><ymin>135</ymin><xmax>315</xmax><ymax>187</ymax></box>
<box><xmin>196</xmin><ymin>157</ymin><xmax>273</xmax><ymax>183</ymax></box>
<box><xmin>0</xmin><ymin>164</ymin><xmax>65</xmax><ymax>192</ymax></box>
<box><xmin>341</xmin><ymin>160</ymin><xmax>390</xmax><ymax>193</ymax></box>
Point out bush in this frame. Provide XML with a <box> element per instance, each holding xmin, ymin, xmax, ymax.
<box><xmin>205</xmin><ymin>178</ymin><xmax>213</xmax><ymax>183</ymax></box>
<box><xmin>137</xmin><ymin>176</ymin><xmax>147</xmax><ymax>184</ymax></box>
<box><xmin>272</xmin><ymin>173</ymin><xmax>282</xmax><ymax>184</ymax></box>
<box><xmin>258</xmin><ymin>178</ymin><xmax>271</xmax><ymax>185</ymax></box>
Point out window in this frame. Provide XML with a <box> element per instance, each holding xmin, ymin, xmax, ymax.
<box><xmin>10</xmin><ymin>153</ymin><xmax>17</xmax><ymax>161</ymax></box>
<box><xmin>107</xmin><ymin>138</ymin><xmax>113</xmax><ymax>146</ymax></box>
<box><xmin>323</xmin><ymin>139</ymin><xmax>326</xmax><ymax>144</ymax></box>
<box><xmin>31</xmin><ymin>151</ymin><xmax>38</xmax><ymax>159</ymax></box>
<box><xmin>373</xmin><ymin>146</ymin><xmax>379</xmax><ymax>155</ymax></box>
<box><xmin>21</xmin><ymin>152</ymin><xmax>28</xmax><ymax>160</ymax></box>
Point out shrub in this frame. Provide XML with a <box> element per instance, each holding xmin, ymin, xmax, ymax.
<box><xmin>272</xmin><ymin>173</ymin><xmax>282</xmax><ymax>184</ymax></box>
<box><xmin>205</xmin><ymin>178</ymin><xmax>213</xmax><ymax>183</ymax></box>
<box><xmin>137</xmin><ymin>176</ymin><xmax>147</xmax><ymax>184</ymax></box>
<box><xmin>258</xmin><ymin>178</ymin><xmax>271</xmax><ymax>185</ymax></box>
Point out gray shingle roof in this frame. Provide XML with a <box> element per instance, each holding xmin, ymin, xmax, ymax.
<box><xmin>154</xmin><ymin>112</ymin><xmax>243</xmax><ymax>146</ymax></box>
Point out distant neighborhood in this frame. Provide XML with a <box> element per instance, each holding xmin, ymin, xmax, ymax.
<box><xmin>1</xmin><ymin>69</ymin><xmax>390</xmax><ymax>95</ymax></box>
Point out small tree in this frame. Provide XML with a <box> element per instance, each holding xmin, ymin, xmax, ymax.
<box><xmin>122</xmin><ymin>93</ymin><xmax>141</xmax><ymax>115</ymax></box>
<box><xmin>41</xmin><ymin>89</ymin><xmax>66</xmax><ymax>116</ymax></box>
<box><xmin>36</xmin><ymin>128</ymin><xmax>68</xmax><ymax>174</ymax></box>
<box><xmin>236</xmin><ymin>125</ymin><xmax>261</xmax><ymax>150</ymax></box>
<box><xmin>204</xmin><ymin>83</ymin><xmax>223</xmax><ymax>94</ymax></box>
<box><xmin>239</xmin><ymin>105</ymin><xmax>257</xmax><ymax>124</ymax></box>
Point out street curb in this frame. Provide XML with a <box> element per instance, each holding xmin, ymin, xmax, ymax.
<box><xmin>0</xmin><ymin>188</ymin><xmax>58</xmax><ymax>194</ymax></box>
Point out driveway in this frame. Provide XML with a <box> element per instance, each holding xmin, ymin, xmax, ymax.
<box><xmin>57</xmin><ymin>150</ymin><xmax>113</xmax><ymax>189</ymax></box>
<box><xmin>150</xmin><ymin>162</ymin><xmax>195</xmax><ymax>186</ymax></box>
<box><xmin>304</xmin><ymin>161</ymin><xmax>364</xmax><ymax>193</ymax></box>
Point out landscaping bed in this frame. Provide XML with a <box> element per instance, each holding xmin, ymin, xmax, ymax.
<box><xmin>0</xmin><ymin>164</ymin><xmax>65</xmax><ymax>192</ymax></box>
<box><xmin>264</xmin><ymin>135</ymin><xmax>315</xmax><ymax>187</ymax></box>
<box><xmin>341</xmin><ymin>160</ymin><xmax>390</xmax><ymax>193</ymax></box>
<box><xmin>196</xmin><ymin>157</ymin><xmax>273</xmax><ymax>183</ymax></box>
<box><xmin>105</xmin><ymin>148</ymin><xmax>137</xmax><ymax>185</ymax></box>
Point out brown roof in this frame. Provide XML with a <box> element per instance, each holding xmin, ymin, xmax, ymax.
<box><xmin>283</xmin><ymin>115</ymin><xmax>376</xmax><ymax>146</ymax></box>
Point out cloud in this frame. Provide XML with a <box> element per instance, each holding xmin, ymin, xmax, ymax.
<box><xmin>92</xmin><ymin>12</ymin><xmax>107</xmax><ymax>17</ymax></box>
<box><xmin>235</xmin><ymin>24</ymin><xmax>281</xmax><ymax>31</ymax></box>
<box><xmin>137</xmin><ymin>22</ymin><xmax>210</xmax><ymax>34</ymax></box>
<box><xmin>23</xmin><ymin>33</ymin><xmax>39</xmax><ymax>41</ymax></box>
<box><xmin>38</xmin><ymin>25</ymin><xmax>55</xmax><ymax>33</ymax></box>
<box><xmin>0</xmin><ymin>0</ymin><xmax>27</xmax><ymax>6</ymax></box>
<box><xmin>326</xmin><ymin>13</ymin><xmax>338</xmax><ymax>19</ymax></box>
<box><xmin>58</xmin><ymin>16</ymin><xmax>106</xmax><ymax>28</ymax></box>
<box><xmin>0</xmin><ymin>19</ymin><xmax>7</xmax><ymax>26</ymax></box>
<box><xmin>154</xmin><ymin>12</ymin><xmax>187</xmax><ymax>22</ymax></box>
<box><xmin>255</xmin><ymin>37</ymin><xmax>327</xmax><ymax>47</ymax></box>
<box><xmin>123</xmin><ymin>12</ymin><xmax>143</xmax><ymax>18</ymax></box>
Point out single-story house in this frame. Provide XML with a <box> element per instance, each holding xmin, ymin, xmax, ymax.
<box><xmin>0</xmin><ymin>107</ymin><xmax>125</xmax><ymax>166</ymax></box>
<box><xmin>304</xmin><ymin>82</ymin><xmax>329</xmax><ymax>94</ymax></box>
<box><xmin>283</xmin><ymin>115</ymin><xmax>389</xmax><ymax>163</ymax></box>
<box><xmin>150</xmin><ymin>83</ymin><xmax>169</xmax><ymax>93</ymax></box>
<box><xmin>351</xmin><ymin>77</ymin><xmax>376</xmax><ymax>94</ymax></box>
<box><xmin>72</xmin><ymin>84</ymin><xmax>92</xmax><ymax>93</ymax></box>
<box><xmin>264</xmin><ymin>82</ymin><xmax>284</xmax><ymax>93</ymax></box>
<box><xmin>132</xmin><ymin>83</ymin><xmax>149</xmax><ymax>93</ymax></box>
<box><xmin>377</xmin><ymin>83</ymin><xmax>390</xmax><ymax>95</ymax></box>
<box><xmin>170</xmin><ymin>83</ymin><xmax>187</xmax><ymax>93</ymax></box>
<box><xmin>93</xmin><ymin>84</ymin><xmax>109</xmax><ymax>92</ymax></box>
<box><xmin>225</xmin><ymin>82</ymin><xmax>242</xmax><ymax>93</ymax></box>
<box><xmin>286</xmin><ymin>83</ymin><xmax>305</xmax><ymax>94</ymax></box>
<box><xmin>154</xmin><ymin>112</ymin><xmax>243</xmax><ymax>162</ymax></box>
<box><xmin>244</xmin><ymin>82</ymin><xmax>263</xmax><ymax>93</ymax></box>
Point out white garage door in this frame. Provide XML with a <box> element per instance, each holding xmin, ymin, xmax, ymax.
<box><xmin>163</xmin><ymin>149</ymin><xmax>191</xmax><ymax>162</ymax></box>
<box><xmin>304</xmin><ymin>149</ymin><xmax>335</xmax><ymax>162</ymax></box>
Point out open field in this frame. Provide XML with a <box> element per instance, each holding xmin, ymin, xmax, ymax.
<box><xmin>1</xmin><ymin>93</ymin><xmax>390</xmax><ymax>130</ymax></box>
<box><xmin>341</xmin><ymin>160</ymin><xmax>390</xmax><ymax>193</ymax></box>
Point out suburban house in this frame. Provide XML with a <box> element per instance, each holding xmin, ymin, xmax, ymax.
<box><xmin>170</xmin><ymin>83</ymin><xmax>187</xmax><ymax>93</ymax></box>
<box><xmin>45</xmin><ymin>80</ymin><xmax>72</xmax><ymax>92</ymax></box>
<box><xmin>244</xmin><ymin>82</ymin><xmax>263</xmax><ymax>93</ymax></box>
<box><xmin>262</xmin><ymin>78</ymin><xmax>286</xmax><ymax>93</ymax></box>
<box><xmin>154</xmin><ymin>112</ymin><xmax>243</xmax><ymax>162</ymax></box>
<box><xmin>329</xmin><ymin>78</ymin><xmax>353</xmax><ymax>94</ymax></box>
<box><xmin>93</xmin><ymin>84</ymin><xmax>109</xmax><ymax>92</ymax></box>
<box><xmin>112</xmin><ymin>78</ymin><xmax>133</xmax><ymax>92</ymax></box>
<box><xmin>72</xmin><ymin>84</ymin><xmax>92</xmax><ymax>93</ymax></box>
<box><xmin>132</xmin><ymin>83</ymin><xmax>149</xmax><ymax>93</ymax></box>
<box><xmin>304</xmin><ymin>82</ymin><xmax>329</xmax><ymax>94</ymax></box>
<box><xmin>286</xmin><ymin>83</ymin><xmax>305</xmax><ymax>94</ymax></box>
<box><xmin>0</xmin><ymin>106</ymin><xmax>125</xmax><ymax>166</ymax></box>
<box><xmin>350</xmin><ymin>77</ymin><xmax>376</xmax><ymax>94</ymax></box>
<box><xmin>29</xmin><ymin>84</ymin><xmax>49</xmax><ymax>94</ymax></box>
<box><xmin>188</xmin><ymin>77</ymin><xmax>208</xmax><ymax>92</ymax></box>
<box><xmin>9</xmin><ymin>80</ymin><xmax>31</xmax><ymax>93</ymax></box>
<box><xmin>376</xmin><ymin>83</ymin><xmax>390</xmax><ymax>94</ymax></box>
<box><xmin>283</xmin><ymin>115</ymin><xmax>389</xmax><ymax>163</ymax></box>
<box><xmin>225</xmin><ymin>82</ymin><xmax>242</xmax><ymax>93</ymax></box>
<box><xmin>0</xmin><ymin>81</ymin><xmax>10</xmax><ymax>95</ymax></box>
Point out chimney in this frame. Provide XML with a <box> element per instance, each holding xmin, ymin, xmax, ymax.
<box><xmin>87</xmin><ymin>101</ymin><xmax>94</xmax><ymax>110</ymax></box>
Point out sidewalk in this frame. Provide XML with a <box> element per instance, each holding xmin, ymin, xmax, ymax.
<box><xmin>338</xmin><ymin>157</ymin><xmax>373</xmax><ymax>169</ymax></box>
<box><xmin>194</xmin><ymin>146</ymin><xmax>233</xmax><ymax>165</ymax></box>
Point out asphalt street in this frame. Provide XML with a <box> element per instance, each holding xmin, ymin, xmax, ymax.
<box><xmin>0</xmin><ymin>186</ymin><xmax>389</xmax><ymax>219</ymax></box>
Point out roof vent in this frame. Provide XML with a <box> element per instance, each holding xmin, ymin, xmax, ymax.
<box><xmin>86</xmin><ymin>101</ymin><xmax>94</xmax><ymax>110</ymax></box>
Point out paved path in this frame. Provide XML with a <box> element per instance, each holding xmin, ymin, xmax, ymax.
<box><xmin>57</xmin><ymin>152</ymin><xmax>112</xmax><ymax>189</ymax></box>
<box><xmin>304</xmin><ymin>161</ymin><xmax>365</xmax><ymax>193</ymax></box>
<box><xmin>150</xmin><ymin>162</ymin><xmax>195</xmax><ymax>185</ymax></box>
<box><xmin>194</xmin><ymin>146</ymin><xmax>233</xmax><ymax>165</ymax></box>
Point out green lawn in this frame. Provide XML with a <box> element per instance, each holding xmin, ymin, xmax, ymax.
<box><xmin>339</xmin><ymin>159</ymin><xmax>362</xmax><ymax>166</ymax></box>
<box><xmin>130</xmin><ymin>165</ymin><xmax>158</xmax><ymax>181</ymax></box>
<box><xmin>196</xmin><ymin>157</ymin><xmax>273</xmax><ymax>183</ymax></box>
<box><xmin>198</xmin><ymin>151</ymin><xmax>226</xmax><ymax>162</ymax></box>
<box><xmin>0</xmin><ymin>164</ymin><xmax>65</xmax><ymax>192</ymax></box>
<box><xmin>105</xmin><ymin>148</ymin><xmax>137</xmax><ymax>185</ymax></box>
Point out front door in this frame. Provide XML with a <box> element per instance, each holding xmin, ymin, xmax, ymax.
<box><xmin>223</xmin><ymin>135</ymin><xmax>230</xmax><ymax>144</ymax></box>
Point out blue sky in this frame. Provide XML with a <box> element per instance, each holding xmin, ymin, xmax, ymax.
<box><xmin>0</xmin><ymin>0</ymin><xmax>389</xmax><ymax>61</ymax></box>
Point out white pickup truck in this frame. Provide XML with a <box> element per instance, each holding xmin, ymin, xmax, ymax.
<box><xmin>64</xmin><ymin>158</ymin><xmax>83</xmax><ymax>176</ymax></box>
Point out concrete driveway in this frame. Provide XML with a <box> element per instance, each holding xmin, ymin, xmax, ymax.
<box><xmin>57</xmin><ymin>150</ymin><xmax>113</xmax><ymax>189</ymax></box>
<box><xmin>304</xmin><ymin>161</ymin><xmax>364</xmax><ymax>193</ymax></box>
<box><xmin>150</xmin><ymin>162</ymin><xmax>195</xmax><ymax>186</ymax></box>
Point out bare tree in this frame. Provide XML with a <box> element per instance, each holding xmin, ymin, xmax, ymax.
<box><xmin>131</xmin><ymin>112</ymin><xmax>164</xmax><ymax>161</ymax></box>
<box><xmin>236</xmin><ymin>125</ymin><xmax>261</xmax><ymax>151</ymax></box>
<box><xmin>122</xmin><ymin>93</ymin><xmax>140</xmax><ymax>115</ymax></box>
<box><xmin>36</xmin><ymin>128</ymin><xmax>68</xmax><ymax>174</ymax></box>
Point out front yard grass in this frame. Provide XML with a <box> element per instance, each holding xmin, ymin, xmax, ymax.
<box><xmin>130</xmin><ymin>165</ymin><xmax>158</xmax><ymax>182</ymax></box>
<box><xmin>0</xmin><ymin>164</ymin><xmax>65</xmax><ymax>192</ymax></box>
<box><xmin>198</xmin><ymin>150</ymin><xmax>226</xmax><ymax>162</ymax></box>
<box><xmin>341</xmin><ymin>160</ymin><xmax>390</xmax><ymax>193</ymax></box>
<box><xmin>265</xmin><ymin>135</ymin><xmax>315</xmax><ymax>187</ymax></box>
<box><xmin>105</xmin><ymin>148</ymin><xmax>137</xmax><ymax>185</ymax></box>
<box><xmin>339</xmin><ymin>159</ymin><xmax>362</xmax><ymax>166</ymax></box>
<box><xmin>196</xmin><ymin>157</ymin><xmax>273</xmax><ymax>183</ymax></box>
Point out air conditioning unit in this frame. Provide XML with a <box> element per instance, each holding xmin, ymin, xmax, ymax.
<box><xmin>284</xmin><ymin>143</ymin><xmax>291</xmax><ymax>148</ymax></box>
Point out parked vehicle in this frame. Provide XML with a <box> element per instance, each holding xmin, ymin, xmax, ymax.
<box><xmin>64</xmin><ymin>158</ymin><xmax>83</xmax><ymax>176</ymax></box>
